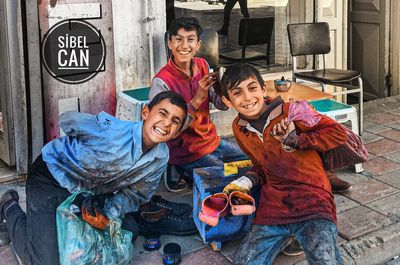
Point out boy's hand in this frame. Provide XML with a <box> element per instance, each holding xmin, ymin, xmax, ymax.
<box><xmin>81</xmin><ymin>207</ymin><xmax>109</xmax><ymax>230</ymax></box>
<box><xmin>271</xmin><ymin>118</ymin><xmax>296</xmax><ymax>143</ymax></box>
<box><xmin>223</xmin><ymin>176</ymin><xmax>253</xmax><ymax>195</ymax></box>
<box><xmin>191</xmin><ymin>73</ymin><xmax>217</xmax><ymax>109</ymax></box>
<box><xmin>80</xmin><ymin>195</ymin><xmax>109</xmax><ymax>230</ymax></box>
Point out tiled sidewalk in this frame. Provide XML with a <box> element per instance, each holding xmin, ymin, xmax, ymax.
<box><xmin>2</xmin><ymin>96</ymin><xmax>400</xmax><ymax>264</ymax></box>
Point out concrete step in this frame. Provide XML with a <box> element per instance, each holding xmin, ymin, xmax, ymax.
<box><xmin>0</xmin><ymin>160</ymin><xmax>21</xmax><ymax>184</ymax></box>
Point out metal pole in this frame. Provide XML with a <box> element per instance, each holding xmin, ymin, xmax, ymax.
<box><xmin>312</xmin><ymin>0</ymin><xmax>316</xmax><ymax>69</ymax></box>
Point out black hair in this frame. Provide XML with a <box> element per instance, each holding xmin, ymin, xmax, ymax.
<box><xmin>147</xmin><ymin>91</ymin><xmax>188</xmax><ymax>130</ymax></box>
<box><xmin>220</xmin><ymin>63</ymin><xmax>265</xmax><ymax>99</ymax></box>
<box><xmin>168</xmin><ymin>17</ymin><xmax>203</xmax><ymax>40</ymax></box>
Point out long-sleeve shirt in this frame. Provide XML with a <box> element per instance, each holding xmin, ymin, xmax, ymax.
<box><xmin>233</xmin><ymin>99</ymin><xmax>347</xmax><ymax>225</ymax></box>
<box><xmin>41</xmin><ymin>111</ymin><xmax>169</xmax><ymax>219</ymax></box>
<box><xmin>149</xmin><ymin>57</ymin><xmax>227</xmax><ymax>165</ymax></box>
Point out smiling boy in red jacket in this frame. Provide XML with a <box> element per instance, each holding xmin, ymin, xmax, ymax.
<box><xmin>150</xmin><ymin>17</ymin><xmax>247</xmax><ymax>190</ymax></box>
<box><xmin>220</xmin><ymin>63</ymin><xmax>345</xmax><ymax>265</ymax></box>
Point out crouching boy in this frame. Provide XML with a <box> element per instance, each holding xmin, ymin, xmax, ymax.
<box><xmin>0</xmin><ymin>91</ymin><xmax>187</xmax><ymax>265</ymax></box>
<box><xmin>220</xmin><ymin>64</ymin><xmax>345</xmax><ymax>265</ymax></box>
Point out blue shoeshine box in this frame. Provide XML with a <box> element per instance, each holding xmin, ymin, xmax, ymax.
<box><xmin>193</xmin><ymin>166</ymin><xmax>257</xmax><ymax>244</ymax></box>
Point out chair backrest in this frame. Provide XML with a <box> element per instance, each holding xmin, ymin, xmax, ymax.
<box><xmin>238</xmin><ymin>17</ymin><xmax>274</xmax><ymax>46</ymax></box>
<box><xmin>164</xmin><ymin>29</ymin><xmax>219</xmax><ymax>69</ymax></box>
<box><xmin>197</xmin><ymin>29</ymin><xmax>219</xmax><ymax>69</ymax></box>
<box><xmin>287</xmin><ymin>22</ymin><xmax>331</xmax><ymax>56</ymax></box>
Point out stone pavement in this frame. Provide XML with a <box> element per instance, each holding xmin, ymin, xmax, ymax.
<box><xmin>2</xmin><ymin>95</ymin><xmax>400</xmax><ymax>265</ymax></box>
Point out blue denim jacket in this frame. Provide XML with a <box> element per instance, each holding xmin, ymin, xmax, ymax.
<box><xmin>42</xmin><ymin>111</ymin><xmax>169</xmax><ymax>219</ymax></box>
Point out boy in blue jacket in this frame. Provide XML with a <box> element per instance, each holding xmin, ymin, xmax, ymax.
<box><xmin>0</xmin><ymin>91</ymin><xmax>188</xmax><ymax>265</ymax></box>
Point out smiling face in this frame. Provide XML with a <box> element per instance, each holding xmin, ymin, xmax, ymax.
<box><xmin>222</xmin><ymin>77</ymin><xmax>267</xmax><ymax>120</ymax></box>
<box><xmin>168</xmin><ymin>28</ymin><xmax>201</xmax><ymax>67</ymax></box>
<box><xmin>141</xmin><ymin>99</ymin><xmax>186</xmax><ymax>151</ymax></box>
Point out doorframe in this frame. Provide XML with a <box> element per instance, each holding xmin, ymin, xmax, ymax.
<box><xmin>8</xmin><ymin>0</ymin><xmax>28</xmax><ymax>173</ymax></box>
<box><xmin>0</xmin><ymin>0</ymin><xmax>16</xmax><ymax>166</ymax></box>
<box><xmin>390</xmin><ymin>0</ymin><xmax>400</xmax><ymax>96</ymax></box>
<box><xmin>0</xmin><ymin>0</ymin><xmax>43</xmax><ymax>174</ymax></box>
<box><xmin>24</xmin><ymin>0</ymin><xmax>44</xmax><ymax>165</ymax></box>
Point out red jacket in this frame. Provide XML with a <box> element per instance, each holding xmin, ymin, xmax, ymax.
<box><xmin>233</xmin><ymin>101</ymin><xmax>347</xmax><ymax>225</ymax></box>
<box><xmin>152</xmin><ymin>58</ymin><xmax>220</xmax><ymax>165</ymax></box>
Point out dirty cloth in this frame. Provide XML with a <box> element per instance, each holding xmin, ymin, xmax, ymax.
<box><xmin>233</xmin><ymin>219</ymin><xmax>343</xmax><ymax>265</ymax></box>
<box><xmin>287</xmin><ymin>100</ymin><xmax>368</xmax><ymax>170</ymax></box>
<box><xmin>42</xmin><ymin>111</ymin><xmax>168</xmax><ymax>219</ymax></box>
<box><xmin>233</xmin><ymin>100</ymin><xmax>347</xmax><ymax>225</ymax></box>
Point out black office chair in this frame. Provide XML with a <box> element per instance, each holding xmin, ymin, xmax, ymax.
<box><xmin>219</xmin><ymin>17</ymin><xmax>274</xmax><ymax>66</ymax></box>
<box><xmin>164</xmin><ymin>29</ymin><xmax>219</xmax><ymax>69</ymax></box>
<box><xmin>287</xmin><ymin>22</ymin><xmax>364</xmax><ymax>133</ymax></box>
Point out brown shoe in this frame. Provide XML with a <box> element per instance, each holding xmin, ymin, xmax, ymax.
<box><xmin>327</xmin><ymin>171</ymin><xmax>352</xmax><ymax>193</ymax></box>
<box><xmin>138</xmin><ymin>208</ymin><xmax>197</xmax><ymax>236</ymax></box>
<box><xmin>140</xmin><ymin>209</ymin><xmax>168</xmax><ymax>222</ymax></box>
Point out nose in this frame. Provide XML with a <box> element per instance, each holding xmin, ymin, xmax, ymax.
<box><xmin>163</xmin><ymin>117</ymin><xmax>172</xmax><ymax>127</ymax></box>
<box><xmin>181</xmin><ymin>38</ymin><xmax>189</xmax><ymax>47</ymax></box>
<box><xmin>243</xmin><ymin>89</ymin><xmax>252</xmax><ymax>100</ymax></box>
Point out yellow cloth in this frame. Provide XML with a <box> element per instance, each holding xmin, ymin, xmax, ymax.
<box><xmin>223</xmin><ymin>159</ymin><xmax>253</xmax><ymax>176</ymax></box>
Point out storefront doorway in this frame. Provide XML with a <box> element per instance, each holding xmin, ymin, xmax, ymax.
<box><xmin>0</xmin><ymin>0</ymin><xmax>17</xmax><ymax>166</ymax></box>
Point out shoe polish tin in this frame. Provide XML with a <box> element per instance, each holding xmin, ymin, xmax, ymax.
<box><xmin>163</xmin><ymin>243</ymin><xmax>181</xmax><ymax>265</ymax></box>
<box><xmin>143</xmin><ymin>231</ymin><xmax>161</xmax><ymax>251</ymax></box>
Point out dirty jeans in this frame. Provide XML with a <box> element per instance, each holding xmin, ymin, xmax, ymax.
<box><xmin>174</xmin><ymin>138</ymin><xmax>248</xmax><ymax>185</ymax></box>
<box><xmin>4</xmin><ymin>155</ymin><xmax>139</xmax><ymax>265</ymax></box>
<box><xmin>234</xmin><ymin>219</ymin><xmax>343</xmax><ymax>265</ymax></box>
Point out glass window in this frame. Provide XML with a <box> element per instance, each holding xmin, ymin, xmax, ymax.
<box><xmin>172</xmin><ymin>0</ymin><xmax>314</xmax><ymax>75</ymax></box>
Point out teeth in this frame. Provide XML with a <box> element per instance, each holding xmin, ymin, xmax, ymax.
<box><xmin>243</xmin><ymin>102</ymin><xmax>256</xmax><ymax>109</ymax></box>
<box><xmin>179</xmin><ymin>51</ymin><xmax>190</xmax><ymax>55</ymax></box>
<box><xmin>154</xmin><ymin>127</ymin><xmax>167</xmax><ymax>136</ymax></box>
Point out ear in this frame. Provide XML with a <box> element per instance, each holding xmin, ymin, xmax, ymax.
<box><xmin>262</xmin><ymin>84</ymin><xmax>267</xmax><ymax>97</ymax></box>
<box><xmin>197</xmin><ymin>40</ymin><xmax>202</xmax><ymax>51</ymax></box>
<box><xmin>167</xmin><ymin>39</ymin><xmax>172</xmax><ymax>50</ymax></box>
<box><xmin>222</xmin><ymin>96</ymin><xmax>234</xmax><ymax>109</ymax></box>
<box><xmin>141</xmin><ymin>105</ymin><xmax>150</xmax><ymax>121</ymax></box>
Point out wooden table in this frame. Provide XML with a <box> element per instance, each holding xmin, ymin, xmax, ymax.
<box><xmin>265</xmin><ymin>80</ymin><xmax>333</xmax><ymax>102</ymax></box>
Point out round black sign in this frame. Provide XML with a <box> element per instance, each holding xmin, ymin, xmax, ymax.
<box><xmin>42</xmin><ymin>20</ymin><xmax>106</xmax><ymax>84</ymax></box>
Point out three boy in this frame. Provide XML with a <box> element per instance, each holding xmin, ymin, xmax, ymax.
<box><xmin>0</xmin><ymin>91</ymin><xmax>188</xmax><ymax>265</ymax></box>
<box><xmin>0</xmin><ymin>15</ymin><xmax>347</xmax><ymax>265</ymax></box>
<box><xmin>220</xmin><ymin>64</ymin><xmax>345</xmax><ymax>264</ymax></box>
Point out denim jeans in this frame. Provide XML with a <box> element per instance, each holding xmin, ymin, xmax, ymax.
<box><xmin>5</xmin><ymin>156</ymin><xmax>139</xmax><ymax>265</ymax></box>
<box><xmin>174</xmin><ymin>138</ymin><xmax>248</xmax><ymax>184</ymax></box>
<box><xmin>234</xmin><ymin>219</ymin><xmax>343</xmax><ymax>265</ymax></box>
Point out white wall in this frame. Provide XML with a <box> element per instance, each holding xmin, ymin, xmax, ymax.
<box><xmin>39</xmin><ymin>0</ymin><xmax>116</xmax><ymax>141</ymax></box>
<box><xmin>112</xmin><ymin>0</ymin><xmax>167</xmax><ymax>92</ymax></box>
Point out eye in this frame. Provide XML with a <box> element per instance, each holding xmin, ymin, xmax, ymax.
<box><xmin>173</xmin><ymin>119</ymin><xmax>180</xmax><ymax>125</ymax></box>
<box><xmin>159</xmin><ymin>111</ymin><xmax>167</xmax><ymax>117</ymax></box>
<box><xmin>249</xmin><ymin>86</ymin><xmax>257</xmax><ymax>91</ymax></box>
<box><xmin>232</xmin><ymin>90</ymin><xmax>241</xmax><ymax>96</ymax></box>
